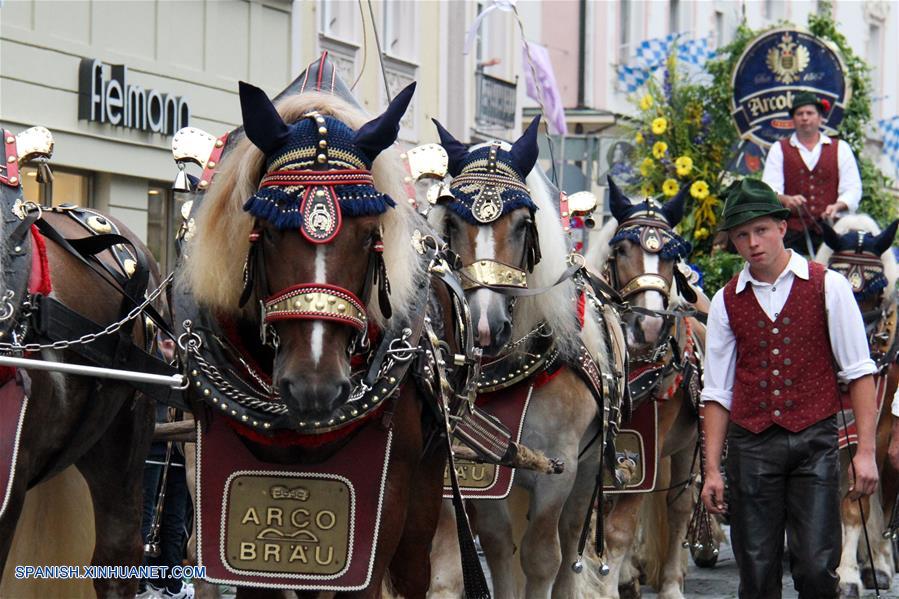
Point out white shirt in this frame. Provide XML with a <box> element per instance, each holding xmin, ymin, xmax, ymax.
<box><xmin>762</xmin><ymin>133</ymin><xmax>862</xmax><ymax>212</ymax></box>
<box><xmin>701</xmin><ymin>251</ymin><xmax>876</xmax><ymax>412</ymax></box>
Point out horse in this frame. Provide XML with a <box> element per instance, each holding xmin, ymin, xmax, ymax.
<box><xmin>584</xmin><ymin>178</ymin><xmax>707</xmax><ymax>599</ymax></box>
<box><xmin>423</xmin><ymin>116</ymin><xmax>626</xmax><ymax>598</ymax></box>
<box><xmin>0</xmin><ymin>127</ymin><xmax>172</xmax><ymax>597</ymax></box>
<box><xmin>173</xmin><ymin>79</ymin><xmax>484</xmax><ymax>598</ymax></box>
<box><xmin>815</xmin><ymin>214</ymin><xmax>899</xmax><ymax>598</ymax></box>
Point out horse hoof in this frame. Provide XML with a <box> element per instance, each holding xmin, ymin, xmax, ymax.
<box><xmin>549</xmin><ymin>458</ymin><xmax>565</xmax><ymax>474</ymax></box>
<box><xmin>861</xmin><ymin>568</ymin><xmax>891</xmax><ymax>590</ymax></box>
<box><xmin>618</xmin><ymin>580</ymin><xmax>641</xmax><ymax>599</ymax></box>
<box><xmin>839</xmin><ymin>582</ymin><xmax>860</xmax><ymax>598</ymax></box>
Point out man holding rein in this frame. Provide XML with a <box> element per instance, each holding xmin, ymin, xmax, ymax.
<box><xmin>700</xmin><ymin>179</ymin><xmax>878</xmax><ymax>598</ymax></box>
<box><xmin>761</xmin><ymin>91</ymin><xmax>863</xmax><ymax>254</ymax></box>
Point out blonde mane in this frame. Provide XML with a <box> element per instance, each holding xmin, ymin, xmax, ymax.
<box><xmin>814</xmin><ymin>213</ymin><xmax>899</xmax><ymax>296</ymax></box>
<box><xmin>177</xmin><ymin>91</ymin><xmax>425</xmax><ymax>328</ymax></box>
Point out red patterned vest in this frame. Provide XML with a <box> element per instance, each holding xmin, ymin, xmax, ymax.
<box><xmin>723</xmin><ymin>261</ymin><xmax>840</xmax><ymax>433</ymax></box>
<box><xmin>780</xmin><ymin>136</ymin><xmax>839</xmax><ymax>232</ymax></box>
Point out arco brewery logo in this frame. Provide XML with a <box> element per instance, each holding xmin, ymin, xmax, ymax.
<box><xmin>224</xmin><ymin>475</ymin><xmax>353</xmax><ymax>576</ymax></box>
<box><xmin>731</xmin><ymin>29</ymin><xmax>849</xmax><ymax>150</ymax></box>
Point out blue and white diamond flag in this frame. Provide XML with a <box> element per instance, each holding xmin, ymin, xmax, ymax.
<box><xmin>635</xmin><ymin>33</ymin><xmax>678</xmax><ymax>69</ymax></box>
<box><xmin>879</xmin><ymin>116</ymin><xmax>899</xmax><ymax>175</ymax></box>
<box><xmin>616</xmin><ymin>64</ymin><xmax>651</xmax><ymax>93</ymax></box>
<box><xmin>677</xmin><ymin>37</ymin><xmax>715</xmax><ymax>67</ymax></box>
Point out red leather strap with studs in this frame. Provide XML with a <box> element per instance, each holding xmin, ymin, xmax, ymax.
<box><xmin>197</xmin><ymin>133</ymin><xmax>228</xmax><ymax>191</ymax></box>
<box><xmin>263</xmin><ymin>283</ymin><xmax>367</xmax><ymax>331</ymax></box>
<box><xmin>1</xmin><ymin>131</ymin><xmax>20</xmax><ymax>188</ymax></box>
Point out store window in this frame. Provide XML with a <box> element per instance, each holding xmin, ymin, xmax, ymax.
<box><xmin>19</xmin><ymin>165</ymin><xmax>92</xmax><ymax>207</ymax></box>
<box><xmin>146</xmin><ymin>183</ymin><xmax>184</xmax><ymax>274</ymax></box>
<box><xmin>383</xmin><ymin>0</ymin><xmax>417</xmax><ymax>61</ymax></box>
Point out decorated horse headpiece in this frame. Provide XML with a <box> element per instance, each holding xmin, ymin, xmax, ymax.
<box><xmin>239</xmin><ymin>81</ymin><xmax>415</xmax><ymax>244</ymax></box>
<box><xmin>821</xmin><ymin>219</ymin><xmax>899</xmax><ymax>299</ymax></box>
<box><xmin>607</xmin><ymin>176</ymin><xmax>692</xmax><ymax>261</ymax></box>
<box><xmin>433</xmin><ymin>116</ymin><xmax>541</xmax><ymax>225</ymax></box>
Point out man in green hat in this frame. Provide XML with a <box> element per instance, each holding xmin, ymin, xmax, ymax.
<box><xmin>700</xmin><ymin>178</ymin><xmax>878</xmax><ymax>598</ymax></box>
<box><xmin>761</xmin><ymin>91</ymin><xmax>862</xmax><ymax>255</ymax></box>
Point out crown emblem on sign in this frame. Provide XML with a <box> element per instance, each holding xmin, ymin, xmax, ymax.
<box><xmin>766</xmin><ymin>32</ymin><xmax>810</xmax><ymax>84</ymax></box>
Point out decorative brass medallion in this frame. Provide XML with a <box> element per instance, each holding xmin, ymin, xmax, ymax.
<box><xmin>443</xmin><ymin>459</ymin><xmax>498</xmax><ymax>490</ymax></box>
<box><xmin>602</xmin><ymin>431</ymin><xmax>645</xmax><ymax>488</ymax></box>
<box><xmin>225</xmin><ymin>474</ymin><xmax>352</xmax><ymax>576</ymax></box>
<box><xmin>472</xmin><ymin>186</ymin><xmax>502</xmax><ymax>223</ymax></box>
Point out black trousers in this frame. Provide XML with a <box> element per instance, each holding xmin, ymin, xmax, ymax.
<box><xmin>726</xmin><ymin>417</ymin><xmax>841</xmax><ymax>599</ymax></box>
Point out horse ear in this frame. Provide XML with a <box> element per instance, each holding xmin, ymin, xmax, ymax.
<box><xmin>432</xmin><ymin>119</ymin><xmax>469</xmax><ymax>176</ymax></box>
<box><xmin>873</xmin><ymin>219</ymin><xmax>899</xmax><ymax>255</ymax></box>
<box><xmin>661</xmin><ymin>184</ymin><xmax>688</xmax><ymax>226</ymax></box>
<box><xmin>239</xmin><ymin>81</ymin><xmax>290</xmax><ymax>156</ymax></box>
<box><xmin>354</xmin><ymin>82</ymin><xmax>417</xmax><ymax>163</ymax></box>
<box><xmin>509</xmin><ymin>116</ymin><xmax>541</xmax><ymax>177</ymax></box>
<box><xmin>607</xmin><ymin>175</ymin><xmax>633</xmax><ymax>223</ymax></box>
<box><xmin>819</xmin><ymin>220</ymin><xmax>842</xmax><ymax>251</ymax></box>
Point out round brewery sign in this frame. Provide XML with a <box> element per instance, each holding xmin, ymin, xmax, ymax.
<box><xmin>731</xmin><ymin>28</ymin><xmax>850</xmax><ymax>150</ymax></box>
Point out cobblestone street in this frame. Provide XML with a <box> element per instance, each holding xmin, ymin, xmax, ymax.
<box><xmin>640</xmin><ymin>529</ymin><xmax>899</xmax><ymax>599</ymax></box>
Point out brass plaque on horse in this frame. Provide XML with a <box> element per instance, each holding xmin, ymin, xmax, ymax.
<box><xmin>444</xmin><ymin>459</ymin><xmax>498</xmax><ymax>490</ymax></box>
<box><xmin>225</xmin><ymin>475</ymin><xmax>351</xmax><ymax>576</ymax></box>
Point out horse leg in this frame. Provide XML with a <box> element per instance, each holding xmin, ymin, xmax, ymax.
<box><xmin>388</xmin><ymin>442</ymin><xmax>446</xmax><ymax>598</ymax></box>
<box><xmin>76</xmin><ymin>393</ymin><xmax>153</xmax><ymax>598</ymax></box>
<box><xmin>475</xmin><ymin>496</ymin><xmax>520</xmax><ymax>599</ymax></box>
<box><xmin>597</xmin><ymin>494</ymin><xmax>643</xmax><ymax>599</ymax></box>
<box><xmin>553</xmin><ymin>441</ymin><xmax>602</xmax><ymax>598</ymax></box>
<box><xmin>427</xmin><ymin>500</ymin><xmax>464</xmax><ymax>598</ymax></box>
<box><xmin>837</xmin><ymin>493</ymin><xmax>865</xmax><ymax>599</ymax></box>
<box><xmin>859</xmin><ymin>485</ymin><xmax>893</xmax><ymax>591</ymax></box>
<box><xmin>657</xmin><ymin>448</ymin><xmax>694</xmax><ymax>599</ymax></box>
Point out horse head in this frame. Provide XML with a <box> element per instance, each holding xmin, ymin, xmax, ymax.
<box><xmin>818</xmin><ymin>215</ymin><xmax>899</xmax><ymax>316</ymax></box>
<box><xmin>431</xmin><ymin>117</ymin><xmax>543</xmax><ymax>357</ymax></box>
<box><xmin>605</xmin><ymin>176</ymin><xmax>691</xmax><ymax>357</ymax></box>
<box><xmin>221</xmin><ymin>81</ymin><xmax>415</xmax><ymax>427</ymax></box>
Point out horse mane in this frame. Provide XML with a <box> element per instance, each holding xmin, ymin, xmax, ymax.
<box><xmin>177</xmin><ymin>91</ymin><xmax>425</xmax><ymax>328</ymax></box>
<box><xmin>814</xmin><ymin>213</ymin><xmax>899</xmax><ymax>295</ymax></box>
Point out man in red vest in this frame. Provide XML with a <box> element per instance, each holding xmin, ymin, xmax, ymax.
<box><xmin>700</xmin><ymin>179</ymin><xmax>877</xmax><ymax>598</ymax></box>
<box><xmin>761</xmin><ymin>91</ymin><xmax>862</xmax><ymax>255</ymax></box>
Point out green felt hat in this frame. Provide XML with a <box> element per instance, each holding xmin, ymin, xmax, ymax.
<box><xmin>719</xmin><ymin>179</ymin><xmax>791</xmax><ymax>231</ymax></box>
<box><xmin>789</xmin><ymin>91</ymin><xmax>826</xmax><ymax>116</ymax></box>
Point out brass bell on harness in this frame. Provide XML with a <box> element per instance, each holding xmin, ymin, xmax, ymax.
<box><xmin>172</xmin><ymin>162</ymin><xmax>192</xmax><ymax>193</ymax></box>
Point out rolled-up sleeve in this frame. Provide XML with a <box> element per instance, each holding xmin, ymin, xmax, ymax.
<box><xmin>824</xmin><ymin>270</ymin><xmax>876</xmax><ymax>382</ymax></box>
<box><xmin>836</xmin><ymin>140</ymin><xmax>862</xmax><ymax>212</ymax></box>
<box><xmin>701</xmin><ymin>289</ymin><xmax>737</xmax><ymax>410</ymax></box>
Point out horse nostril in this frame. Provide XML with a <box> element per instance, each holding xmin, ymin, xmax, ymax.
<box><xmin>495</xmin><ymin>319</ymin><xmax>513</xmax><ymax>347</ymax></box>
<box><xmin>279</xmin><ymin>377</ymin><xmax>351</xmax><ymax>418</ymax></box>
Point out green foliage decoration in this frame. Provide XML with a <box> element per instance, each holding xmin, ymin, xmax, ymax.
<box><xmin>622</xmin><ymin>4</ymin><xmax>894</xmax><ymax>296</ymax></box>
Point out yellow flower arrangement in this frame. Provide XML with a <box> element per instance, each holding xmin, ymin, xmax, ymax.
<box><xmin>675</xmin><ymin>155</ymin><xmax>693</xmax><ymax>177</ymax></box>
<box><xmin>652</xmin><ymin>141</ymin><xmax>668</xmax><ymax>159</ymax></box>
<box><xmin>639</xmin><ymin>94</ymin><xmax>653</xmax><ymax>111</ymax></box>
<box><xmin>635</xmin><ymin>131</ymin><xmax>644</xmax><ymax>145</ymax></box>
<box><xmin>651</xmin><ymin>117</ymin><xmax>668</xmax><ymax>135</ymax></box>
<box><xmin>639</xmin><ymin>157</ymin><xmax>654</xmax><ymax>177</ymax></box>
<box><xmin>694</xmin><ymin>227</ymin><xmax>710</xmax><ymax>241</ymax></box>
<box><xmin>640</xmin><ymin>182</ymin><xmax>655</xmax><ymax>197</ymax></box>
<box><xmin>662</xmin><ymin>178</ymin><xmax>679</xmax><ymax>197</ymax></box>
<box><xmin>690</xmin><ymin>180</ymin><xmax>710</xmax><ymax>200</ymax></box>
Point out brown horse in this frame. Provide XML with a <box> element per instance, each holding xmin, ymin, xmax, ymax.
<box><xmin>425</xmin><ymin>119</ymin><xmax>624</xmax><ymax>598</ymax></box>
<box><xmin>815</xmin><ymin>214</ymin><xmax>899</xmax><ymax>598</ymax></box>
<box><xmin>0</xmin><ymin>167</ymin><xmax>167</xmax><ymax>596</ymax></box>
<box><xmin>585</xmin><ymin>179</ymin><xmax>706</xmax><ymax>599</ymax></box>
<box><xmin>175</xmin><ymin>82</ymin><xmax>474</xmax><ymax>598</ymax></box>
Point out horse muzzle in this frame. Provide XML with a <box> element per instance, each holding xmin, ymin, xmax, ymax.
<box><xmin>278</xmin><ymin>374</ymin><xmax>353</xmax><ymax>425</ymax></box>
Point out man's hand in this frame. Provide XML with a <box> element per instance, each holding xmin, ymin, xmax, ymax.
<box><xmin>848</xmin><ymin>449</ymin><xmax>878</xmax><ymax>500</ymax></box>
<box><xmin>701</xmin><ymin>470</ymin><xmax>727</xmax><ymax>514</ymax></box>
<box><xmin>778</xmin><ymin>194</ymin><xmax>807</xmax><ymax>210</ymax></box>
<box><xmin>822</xmin><ymin>201</ymin><xmax>848</xmax><ymax>220</ymax></box>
